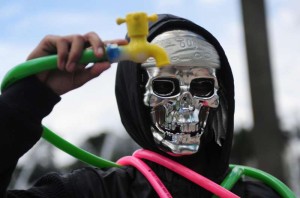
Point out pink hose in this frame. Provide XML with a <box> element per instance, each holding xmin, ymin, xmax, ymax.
<box><xmin>117</xmin><ymin>156</ymin><xmax>172</xmax><ymax>198</ymax></box>
<box><xmin>133</xmin><ymin>149</ymin><xmax>239</xmax><ymax>198</ymax></box>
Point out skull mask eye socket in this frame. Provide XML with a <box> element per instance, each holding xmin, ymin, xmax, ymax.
<box><xmin>190</xmin><ymin>78</ymin><xmax>215</xmax><ymax>98</ymax></box>
<box><xmin>152</xmin><ymin>78</ymin><xmax>180</xmax><ymax>97</ymax></box>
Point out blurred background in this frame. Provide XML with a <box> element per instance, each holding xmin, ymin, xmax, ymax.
<box><xmin>0</xmin><ymin>0</ymin><xmax>299</xmax><ymax>196</ymax></box>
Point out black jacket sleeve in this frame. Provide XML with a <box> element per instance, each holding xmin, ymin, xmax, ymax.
<box><xmin>0</xmin><ymin>77</ymin><xmax>60</xmax><ymax>198</ymax></box>
<box><xmin>5</xmin><ymin>166</ymin><xmax>156</xmax><ymax>198</ymax></box>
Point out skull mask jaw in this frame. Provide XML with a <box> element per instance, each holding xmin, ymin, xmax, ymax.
<box><xmin>151</xmin><ymin>126</ymin><xmax>203</xmax><ymax>156</ymax></box>
<box><xmin>142</xmin><ymin>30</ymin><xmax>221</xmax><ymax>156</ymax></box>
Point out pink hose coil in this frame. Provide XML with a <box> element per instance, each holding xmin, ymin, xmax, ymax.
<box><xmin>133</xmin><ymin>149</ymin><xmax>239</xmax><ymax>198</ymax></box>
<box><xmin>117</xmin><ymin>156</ymin><xmax>172</xmax><ymax>198</ymax></box>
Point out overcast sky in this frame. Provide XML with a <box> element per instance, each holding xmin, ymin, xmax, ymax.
<box><xmin>1</xmin><ymin>0</ymin><xmax>299</xmax><ymax>151</ymax></box>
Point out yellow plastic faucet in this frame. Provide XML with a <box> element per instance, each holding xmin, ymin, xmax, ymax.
<box><xmin>112</xmin><ymin>12</ymin><xmax>170</xmax><ymax>67</ymax></box>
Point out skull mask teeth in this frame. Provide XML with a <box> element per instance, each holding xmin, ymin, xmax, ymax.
<box><xmin>143</xmin><ymin>66</ymin><xmax>219</xmax><ymax>155</ymax></box>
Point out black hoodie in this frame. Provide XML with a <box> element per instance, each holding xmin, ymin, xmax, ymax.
<box><xmin>116</xmin><ymin>14</ymin><xmax>234</xmax><ymax>183</ymax></box>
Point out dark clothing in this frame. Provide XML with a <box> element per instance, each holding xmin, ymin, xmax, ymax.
<box><xmin>0</xmin><ymin>77</ymin><xmax>60</xmax><ymax>197</ymax></box>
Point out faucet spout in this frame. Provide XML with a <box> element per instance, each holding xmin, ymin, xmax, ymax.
<box><xmin>106</xmin><ymin>12</ymin><xmax>170</xmax><ymax>67</ymax></box>
<box><xmin>146</xmin><ymin>44</ymin><xmax>171</xmax><ymax>67</ymax></box>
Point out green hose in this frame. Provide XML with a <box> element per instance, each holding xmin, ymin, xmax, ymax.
<box><xmin>1</xmin><ymin>49</ymin><xmax>106</xmax><ymax>90</ymax></box>
<box><xmin>212</xmin><ymin>165</ymin><xmax>295</xmax><ymax>198</ymax></box>
<box><xmin>1</xmin><ymin>49</ymin><xmax>119</xmax><ymax>168</ymax></box>
<box><xmin>43</xmin><ymin>127</ymin><xmax>120</xmax><ymax>168</ymax></box>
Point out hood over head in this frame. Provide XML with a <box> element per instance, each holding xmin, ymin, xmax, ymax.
<box><xmin>115</xmin><ymin>14</ymin><xmax>235</xmax><ymax>182</ymax></box>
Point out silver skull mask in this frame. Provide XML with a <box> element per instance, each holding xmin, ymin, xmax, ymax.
<box><xmin>142</xmin><ymin>30</ymin><xmax>221</xmax><ymax>155</ymax></box>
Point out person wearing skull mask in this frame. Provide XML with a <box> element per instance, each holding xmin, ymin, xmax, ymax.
<box><xmin>115</xmin><ymin>14</ymin><xmax>280</xmax><ymax>197</ymax></box>
<box><xmin>117</xmin><ymin>13</ymin><xmax>234</xmax><ymax>181</ymax></box>
<box><xmin>0</xmin><ymin>14</ymin><xmax>281</xmax><ymax>198</ymax></box>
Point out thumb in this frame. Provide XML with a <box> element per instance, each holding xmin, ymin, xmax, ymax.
<box><xmin>73</xmin><ymin>62</ymin><xmax>111</xmax><ymax>88</ymax></box>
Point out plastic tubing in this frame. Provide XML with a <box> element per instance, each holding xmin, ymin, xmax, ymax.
<box><xmin>1</xmin><ymin>49</ymin><xmax>120</xmax><ymax>169</ymax></box>
<box><xmin>43</xmin><ymin>127</ymin><xmax>120</xmax><ymax>168</ymax></box>
<box><xmin>133</xmin><ymin>149</ymin><xmax>239</xmax><ymax>198</ymax></box>
<box><xmin>213</xmin><ymin>165</ymin><xmax>295</xmax><ymax>198</ymax></box>
<box><xmin>211</xmin><ymin>166</ymin><xmax>243</xmax><ymax>198</ymax></box>
<box><xmin>226</xmin><ymin>165</ymin><xmax>295</xmax><ymax>198</ymax></box>
<box><xmin>117</xmin><ymin>156</ymin><xmax>172</xmax><ymax>198</ymax></box>
<box><xmin>1</xmin><ymin>49</ymin><xmax>107</xmax><ymax>90</ymax></box>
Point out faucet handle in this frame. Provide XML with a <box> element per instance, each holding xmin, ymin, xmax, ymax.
<box><xmin>116</xmin><ymin>17</ymin><xmax>126</xmax><ymax>25</ymax></box>
<box><xmin>147</xmin><ymin>14</ymin><xmax>158</xmax><ymax>22</ymax></box>
<box><xmin>116</xmin><ymin>12</ymin><xmax>158</xmax><ymax>38</ymax></box>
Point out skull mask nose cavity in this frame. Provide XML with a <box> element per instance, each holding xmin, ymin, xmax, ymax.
<box><xmin>179</xmin><ymin>92</ymin><xmax>194</xmax><ymax>112</ymax></box>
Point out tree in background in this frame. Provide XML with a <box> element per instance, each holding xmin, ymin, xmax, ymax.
<box><xmin>240</xmin><ymin>0</ymin><xmax>285</xmax><ymax>180</ymax></box>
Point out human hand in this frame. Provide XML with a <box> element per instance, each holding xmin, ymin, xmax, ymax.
<box><xmin>27</xmin><ymin>32</ymin><xmax>127</xmax><ymax>95</ymax></box>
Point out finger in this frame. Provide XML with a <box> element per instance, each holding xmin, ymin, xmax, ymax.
<box><xmin>85</xmin><ymin>32</ymin><xmax>105</xmax><ymax>58</ymax></box>
<box><xmin>27</xmin><ymin>35</ymin><xmax>60</xmax><ymax>60</ymax></box>
<box><xmin>56</xmin><ymin>37</ymin><xmax>70</xmax><ymax>70</ymax></box>
<box><xmin>72</xmin><ymin>62</ymin><xmax>111</xmax><ymax>88</ymax></box>
<box><xmin>71</xmin><ymin>63</ymin><xmax>89</xmax><ymax>73</ymax></box>
<box><xmin>89</xmin><ymin>62</ymin><xmax>111</xmax><ymax>76</ymax></box>
<box><xmin>66</xmin><ymin>35</ymin><xmax>86</xmax><ymax>72</ymax></box>
<box><xmin>104</xmin><ymin>39</ymin><xmax>128</xmax><ymax>46</ymax></box>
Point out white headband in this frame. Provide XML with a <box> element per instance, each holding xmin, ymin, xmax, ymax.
<box><xmin>142</xmin><ymin>30</ymin><xmax>220</xmax><ymax>68</ymax></box>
